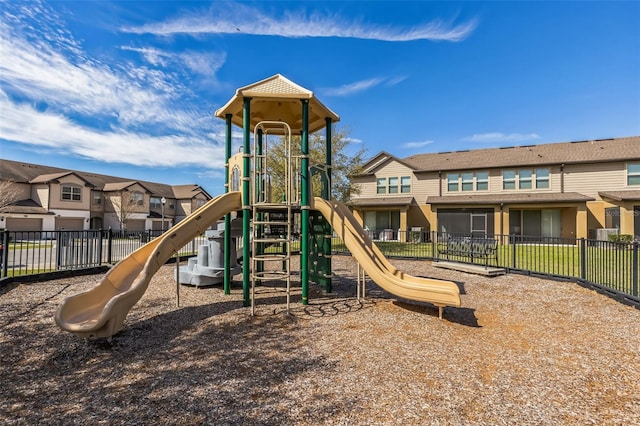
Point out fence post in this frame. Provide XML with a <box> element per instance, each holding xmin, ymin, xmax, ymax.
<box><xmin>107</xmin><ymin>227</ymin><xmax>113</xmax><ymax>264</ymax></box>
<box><xmin>580</xmin><ymin>238</ymin><xmax>587</xmax><ymax>280</ymax></box>
<box><xmin>1</xmin><ymin>230</ymin><xmax>8</xmax><ymax>278</ymax></box>
<box><xmin>633</xmin><ymin>241</ymin><xmax>639</xmax><ymax>298</ymax></box>
<box><xmin>56</xmin><ymin>228</ymin><xmax>63</xmax><ymax>268</ymax></box>
<box><xmin>98</xmin><ymin>228</ymin><xmax>104</xmax><ymax>265</ymax></box>
<box><xmin>510</xmin><ymin>234</ymin><xmax>516</xmax><ymax>270</ymax></box>
<box><xmin>431</xmin><ymin>231</ymin><xmax>436</xmax><ymax>261</ymax></box>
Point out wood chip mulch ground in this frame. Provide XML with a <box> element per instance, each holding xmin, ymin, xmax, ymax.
<box><xmin>1</xmin><ymin>255</ymin><xmax>639</xmax><ymax>425</ymax></box>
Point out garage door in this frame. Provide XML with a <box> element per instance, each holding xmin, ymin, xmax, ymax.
<box><xmin>55</xmin><ymin>218</ymin><xmax>84</xmax><ymax>230</ymax></box>
<box><xmin>5</xmin><ymin>218</ymin><xmax>42</xmax><ymax>232</ymax></box>
<box><xmin>126</xmin><ymin>219</ymin><xmax>145</xmax><ymax>231</ymax></box>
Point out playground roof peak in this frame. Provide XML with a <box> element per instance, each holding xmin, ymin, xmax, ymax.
<box><xmin>215</xmin><ymin>74</ymin><xmax>340</xmax><ymax>134</ymax></box>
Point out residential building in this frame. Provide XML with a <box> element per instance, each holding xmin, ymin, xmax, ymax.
<box><xmin>350</xmin><ymin>136</ymin><xmax>640</xmax><ymax>241</ymax></box>
<box><xmin>0</xmin><ymin>159</ymin><xmax>212</xmax><ymax>232</ymax></box>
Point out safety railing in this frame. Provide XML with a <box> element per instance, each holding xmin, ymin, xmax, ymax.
<box><xmin>2</xmin><ymin>228</ymin><xmax>638</xmax><ymax>306</ymax></box>
<box><xmin>331</xmin><ymin>230</ymin><xmax>639</xmax><ymax>305</ymax></box>
<box><xmin>0</xmin><ymin>229</ymin><xmax>207</xmax><ymax>279</ymax></box>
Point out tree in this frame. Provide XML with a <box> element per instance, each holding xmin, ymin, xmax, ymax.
<box><xmin>106</xmin><ymin>190</ymin><xmax>140</xmax><ymax>230</ymax></box>
<box><xmin>0</xmin><ymin>180</ymin><xmax>20</xmax><ymax>212</ymax></box>
<box><xmin>263</xmin><ymin>125</ymin><xmax>366</xmax><ymax>203</ymax></box>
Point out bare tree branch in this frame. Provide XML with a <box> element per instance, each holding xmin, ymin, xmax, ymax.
<box><xmin>0</xmin><ymin>180</ymin><xmax>20</xmax><ymax>211</ymax></box>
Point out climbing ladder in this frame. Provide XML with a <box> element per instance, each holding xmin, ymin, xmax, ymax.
<box><xmin>250</xmin><ymin>121</ymin><xmax>298</xmax><ymax>315</ymax></box>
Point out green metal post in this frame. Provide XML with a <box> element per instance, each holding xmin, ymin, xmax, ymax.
<box><xmin>256</xmin><ymin>129</ymin><xmax>264</xmax><ymax>275</ymax></box>
<box><xmin>324</xmin><ymin>117</ymin><xmax>332</xmax><ymax>200</ymax></box>
<box><xmin>242</xmin><ymin>97</ymin><xmax>252</xmax><ymax>307</ymax></box>
<box><xmin>300</xmin><ymin>99</ymin><xmax>310</xmax><ymax>304</ymax></box>
<box><xmin>224</xmin><ymin>114</ymin><xmax>232</xmax><ymax>294</ymax></box>
<box><xmin>323</xmin><ymin>117</ymin><xmax>332</xmax><ymax>292</ymax></box>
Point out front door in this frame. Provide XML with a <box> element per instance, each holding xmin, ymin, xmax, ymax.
<box><xmin>471</xmin><ymin>213</ymin><xmax>487</xmax><ymax>237</ymax></box>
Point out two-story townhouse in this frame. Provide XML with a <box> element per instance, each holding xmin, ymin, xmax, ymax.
<box><xmin>350</xmin><ymin>136</ymin><xmax>640</xmax><ymax>241</ymax></box>
<box><xmin>0</xmin><ymin>159</ymin><xmax>212</xmax><ymax>233</ymax></box>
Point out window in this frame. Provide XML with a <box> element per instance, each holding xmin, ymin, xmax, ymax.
<box><xmin>376</xmin><ymin>178</ymin><xmax>387</xmax><ymax>194</ymax></box>
<box><xmin>388</xmin><ymin>177</ymin><xmax>398</xmax><ymax>194</ymax></box>
<box><xmin>605</xmin><ymin>207</ymin><xmax>620</xmax><ymax>229</ymax></box>
<box><xmin>61</xmin><ymin>184</ymin><xmax>82</xmax><ymax>201</ymax></box>
<box><xmin>461</xmin><ymin>172</ymin><xmax>474</xmax><ymax>191</ymax></box>
<box><xmin>231</xmin><ymin>166</ymin><xmax>241</xmax><ymax>192</ymax></box>
<box><xmin>150</xmin><ymin>197</ymin><xmax>162</xmax><ymax>209</ymax></box>
<box><xmin>446</xmin><ymin>171</ymin><xmax>488</xmax><ymax>192</ymax></box>
<box><xmin>476</xmin><ymin>172</ymin><xmax>489</xmax><ymax>191</ymax></box>
<box><xmin>92</xmin><ymin>191</ymin><xmax>102</xmax><ymax>205</ymax></box>
<box><xmin>195</xmin><ymin>198</ymin><xmax>206</xmax><ymax>208</ymax></box>
<box><xmin>536</xmin><ymin>168</ymin><xmax>550</xmax><ymax>189</ymax></box>
<box><xmin>628</xmin><ymin>163</ymin><xmax>640</xmax><ymax>186</ymax></box>
<box><xmin>503</xmin><ymin>170</ymin><xmax>516</xmax><ymax>190</ymax></box>
<box><xmin>130</xmin><ymin>191</ymin><xmax>144</xmax><ymax>205</ymax></box>
<box><xmin>519</xmin><ymin>169</ymin><xmax>533</xmax><ymax>189</ymax></box>
<box><xmin>447</xmin><ymin>173</ymin><xmax>459</xmax><ymax>192</ymax></box>
<box><xmin>400</xmin><ymin>176</ymin><xmax>411</xmax><ymax>193</ymax></box>
<box><xmin>504</xmin><ymin>168</ymin><xmax>550</xmax><ymax>190</ymax></box>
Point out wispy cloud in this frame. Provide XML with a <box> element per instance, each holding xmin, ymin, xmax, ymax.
<box><xmin>462</xmin><ymin>132</ymin><xmax>541</xmax><ymax>143</ymax></box>
<box><xmin>122</xmin><ymin>4</ymin><xmax>477</xmax><ymax>42</ymax></box>
<box><xmin>321</xmin><ymin>78</ymin><xmax>385</xmax><ymax>97</ymax></box>
<box><xmin>120</xmin><ymin>46</ymin><xmax>226</xmax><ymax>76</ymax></box>
<box><xmin>0</xmin><ymin>2</ymin><xmax>232</xmax><ymax>171</ymax></box>
<box><xmin>321</xmin><ymin>75</ymin><xmax>408</xmax><ymax>97</ymax></box>
<box><xmin>404</xmin><ymin>140</ymin><xmax>434</xmax><ymax>149</ymax></box>
<box><xmin>0</xmin><ymin>90</ymin><xmax>227</xmax><ymax>168</ymax></box>
<box><xmin>386</xmin><ymin>76</ymin><xmax>409</xmax><ymax>86</ymax></box>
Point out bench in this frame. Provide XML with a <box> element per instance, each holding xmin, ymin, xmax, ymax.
<box><xmin>437</xmin><ymin>237</ymin><xmax>498</xmax><ymax>268</ymax></box>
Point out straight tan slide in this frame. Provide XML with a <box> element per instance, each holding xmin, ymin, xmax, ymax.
<box><xmin>312</xmin><ymin>197</ymin><xmax>461</xmax><ymax>311</ymax></box>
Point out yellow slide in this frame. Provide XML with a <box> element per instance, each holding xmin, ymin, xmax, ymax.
<box><xmin>313</xmin><ymin>197</ymin><xmax>461</xmax><ymax>313</ymax></box>
<box><xmin>55</xmin><ymin>192</ymin><xmax>242</xmax><ymax>338</ymax></box>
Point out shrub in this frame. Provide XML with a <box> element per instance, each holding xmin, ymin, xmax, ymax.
<box><xmin>609</xmin><ymin>234</ymin><xmax>633</xmax><ymax>243</ymax></box>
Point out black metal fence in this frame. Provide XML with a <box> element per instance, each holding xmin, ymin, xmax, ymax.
<box><xmin>1</xmin><ymin>228</ymin><xmax>638</xmax><ymax>306</ymax></box>
<box><xmin>0</xmin><ymin>229</ymin><xmax>206</xmax><ymax>279</ymax></box>
<box><xmin>332</xmin><ymin>230</ymin><xmax>639</xmax><ymax>306</ymax></box>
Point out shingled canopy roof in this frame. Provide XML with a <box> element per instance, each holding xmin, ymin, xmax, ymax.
<box><xmin>214</xmin><ymin>74</ymin><xmax>339</xmax><ymax>134</ymax></box>
<box><xmin>426</xmin><ymin>192</ymin><xmax>595</xmax><ymax>205</ymax></box>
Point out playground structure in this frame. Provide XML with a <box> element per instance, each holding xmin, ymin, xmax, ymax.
<box><xmin>55</xmin><ymin>74</ymin><xmax>461</xmax><ymax>338</ymax></box>
<box><xmin>175</xmin><ymin>220</ymin><xmax>242</xmax><ymax>287</ymax></box>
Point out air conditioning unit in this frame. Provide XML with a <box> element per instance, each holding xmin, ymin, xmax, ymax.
<box><xmin>596</xmin><ymin>228</ymin><xmax>619</xmax><ymax>241</ymax></box>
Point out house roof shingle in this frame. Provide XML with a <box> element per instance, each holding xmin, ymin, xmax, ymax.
<box><xmin>426</xmin><ymin>192</ymin><xmax>595</xmax><ymax>205</ymax></box>
<box><xmin>349</xmin><ymin>196</ymin><xmax>415</xmax><ymax>207</ymax></box>
<box><xmin>363</xmin><ymin>136</ymin><xmax>640</xmax><ymax>173</ymax></box>
<box><xmin>598</xmin><ymin>190</ymin><xmax>640</xmax><ymax>201</ymax></box>
<box><xmin>0</xmin><ymin>159</ymin><xmax>209</xmax><ymax>199</ymax></box>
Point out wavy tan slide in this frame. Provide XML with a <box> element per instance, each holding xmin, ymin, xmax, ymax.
<box><xmin>55</xmin><ymin>192</ymin><xmax>242</xmax><ymax>338</ymax></box>
<box><xmin>312</xmin><ymin>197</ymin><xmax>461</xmax><ymax>316</ymax></box>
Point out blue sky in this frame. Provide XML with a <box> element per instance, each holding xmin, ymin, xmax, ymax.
<box><xmin>1</xmin><ymin>1</ymin><xmax>638</xmax><ymax>195</ymax></box>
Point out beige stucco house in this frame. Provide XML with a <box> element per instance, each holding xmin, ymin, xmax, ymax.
<box><xmin>350</xmin><ymin>136</ymin><xmax>640</xmax><ymax>241</ymax></box>
<box><xmin>0</xmin><ymin>159</ymin><xmax>212</xmax><ymax>232</ymax></box>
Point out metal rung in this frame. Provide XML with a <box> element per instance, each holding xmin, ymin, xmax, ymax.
<box><xmin>253</xmin><ymin>237</ymin><xmax>289</xmax><ymax>244</ymax></box>
<box><xmin>252</xmin><ymin>272</ymin><xmax>290</xmax><ymax>282</ymax></box>
<box><xmin>253</xmin><ymin>202</ymin><xmax>290</xmax><ymax>208</ymax></box>
<box><xmin>252</xmin><ymin>220</ymin><xmax>291</xmax><ymax>226</ymax></box>
<box><xmin>252</xmin><ymin>254</ymin><xmax>289</xmax><ymax>262</ymax></box>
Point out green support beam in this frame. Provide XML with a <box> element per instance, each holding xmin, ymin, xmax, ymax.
<box><xmin>300</xmin><ymin>99</ymin><xmax>310</xmax><ymax>305</ymax></box>
<box><xmin>224</xmin><ymin>113</ymin><xmax>232</xmax><ymax>294</ymax></box>
<box><xmin>242</xmin><ymin>97</ymin><xmax>252</xmax><ymax>307</ymax></box>
<box><xmin>323</xmin><ymin>117</ymin><xmax>333</xmax><ymax>293</ymax></box>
